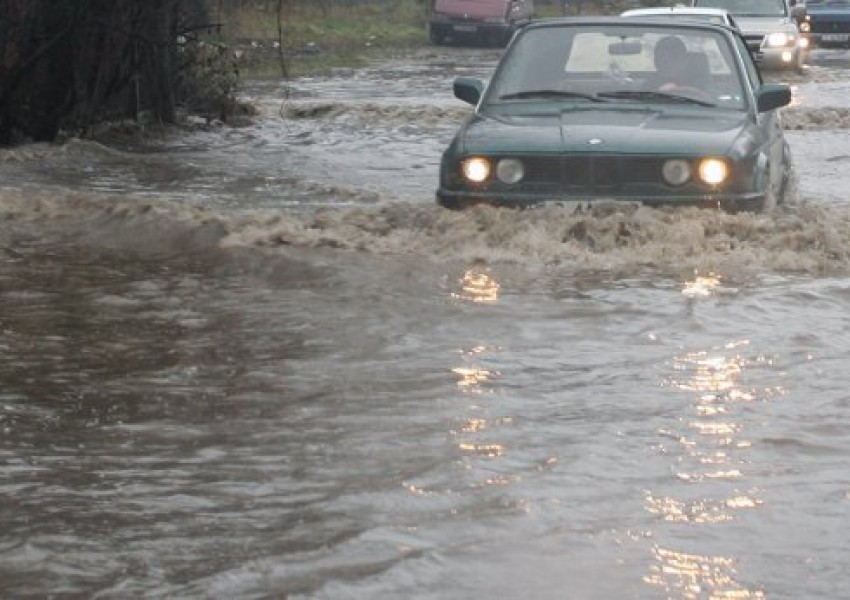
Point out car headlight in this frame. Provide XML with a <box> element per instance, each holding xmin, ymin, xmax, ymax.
<box><xmin>766</xmin><ymin>32</ymin><xmax>793</xmax><ymax>47</ymax></box>
<box><xmin>662</xmin><ymin>159</ymin><xmax>692</xmax><ymax>186</ymax></box>
<box><xmin>461</xmin><ymin>157</ymin><xmax>491</xmax><ymax>183</ymax></box>
<box><xmin>800</xmin><ymin>21</ymin><xmax>811</xmax><ymax>33</ymax></box>
<box><xmin>496</xmin><ymin>159</ymin><xmax>525</xmax><ymax>184</ymax></box>
<box><xmin>697</xmin><ymin>158</ymin><xmax>729</xmax><ymax>185</ymax></box>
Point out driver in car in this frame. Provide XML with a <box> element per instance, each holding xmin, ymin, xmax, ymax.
<box><xmin>646</xmin><ymin>35</ymin><xmax>714</xmax><ymax>101</ymax></box>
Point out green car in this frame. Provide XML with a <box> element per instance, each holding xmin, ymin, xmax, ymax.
<box><xmin>437</xmin><ymin>17</ymin><xmax>795</xmax><ymax>212</ymax></box>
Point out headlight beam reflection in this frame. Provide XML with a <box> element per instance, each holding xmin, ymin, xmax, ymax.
<box><xmin>645</xmin><ymin>336</ymin><xmax>782</xmax><ymax>598</ymax></box>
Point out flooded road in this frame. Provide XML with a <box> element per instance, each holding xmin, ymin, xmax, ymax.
<box><xmin>2</xmin><ymin>47</ymin><xmax>850</xmax><ymax>598</ymax></box>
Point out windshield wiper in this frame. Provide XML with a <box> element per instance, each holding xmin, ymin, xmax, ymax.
<box><xmin>498</xmin><ymin>90</ymin><xmax>608</xmax><ymax>102</ymax></box>
<box><xmin>597</xmin><ymin>90</ymin><xmax>716</xmax><ymax>107</ymax></box>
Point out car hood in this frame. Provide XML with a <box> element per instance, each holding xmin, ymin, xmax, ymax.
<box><xmin>460</xmin><ymin>108</ymin><xmax>752</xmax><ymax>157</ymax></box>
<box><xmin>735</xmin><ymin>16</ymin><xmax>798</xmax><ymax>33</ymax></box>
<box><xmin>807</xmin><ymin>4</ymin><xmax>850</xmax><ymax>15</ymax></box>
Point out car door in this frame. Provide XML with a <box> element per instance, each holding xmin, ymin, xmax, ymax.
<box><xmin>733</xmin><ymin>32</ymin><xmax>787</xmax><ymax>196</ymax></box>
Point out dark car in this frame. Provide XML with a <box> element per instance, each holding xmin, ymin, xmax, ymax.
<box><xmin>429</xmin><ymin>0</ymin><xmax>534</xmax><ymax>46</ymax></box>
<box><xmin>801</xmin><ymin>0</ymin><xmax>850</xmax><ymax>47</ymax></box>
<box><xmin>436</xmin><ymin>17</ymin><xmax>795</xmax><ymax>213</ymax></box>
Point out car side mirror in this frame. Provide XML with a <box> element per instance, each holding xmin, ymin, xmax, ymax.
<box><xmin>757</xmin><ymin>83</ymin><xmax>792</xmax><ymax>112</ymax></box>
<box><xmin>454</xmin><ymin>77</ymin><xmax>484</xmax><ymax>105</ymax></box>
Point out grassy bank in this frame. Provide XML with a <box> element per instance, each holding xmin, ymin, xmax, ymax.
<box><xmin>210</xmin><ymin>0</ymin><xmax>618</xmax><ymax>77</ymax></box>
<box><xmin>212</xmin><ymin>0</ymin><xmax>431</xmax><ymax>77</ymax></box>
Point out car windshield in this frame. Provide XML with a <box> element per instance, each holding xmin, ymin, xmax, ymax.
<box><xmin>486</xmin><ymin>24</ymin><xmax>747</xmax><ymax>110</ymax></box>
<box><xmin>695</xmin><ymin>0</ymin><xmax>788</xmax><ymax>17</ymax></box>
<box><xmin>806</xmin><ymin>0</ymin><xmax>850</xmax><ymax>6</ymax></box>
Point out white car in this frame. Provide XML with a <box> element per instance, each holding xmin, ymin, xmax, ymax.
<box><xmin>621</xmin><ymin>6</ymin><xmax>740</xmax><ymax>29</ymax></box>
<box><xmin>691</xmin><ymin>0</ymin><xmax>808</xmax><ymax>71</ymax></box>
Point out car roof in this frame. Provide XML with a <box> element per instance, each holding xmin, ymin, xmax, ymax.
<box><xmin>621</xmin><ymin>6</ymin><xmax>733</xmax><ymax>17</ymax></box>
<box><xmin>524</xmin><ymin>15</ymin><xmax>737</xmax><ymax>33</ymax></box>
<box><xmin>619</xmin><ymin>6</ymin><xmax>739</xmax><ymax>28</ymax></box>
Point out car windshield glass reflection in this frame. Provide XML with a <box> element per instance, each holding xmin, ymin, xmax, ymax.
<box><xmin>486</xmin><ymin>25</ymin><xmax>746</xmax><ymax>110</ymax></box>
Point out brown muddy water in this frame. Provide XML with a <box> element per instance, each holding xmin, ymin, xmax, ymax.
<box><xmin>2</xmin><ymin>47</ymin><xmax>850</xmax><ymax>599</ymax></box>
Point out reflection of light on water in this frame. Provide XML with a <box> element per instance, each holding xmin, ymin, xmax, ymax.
<box><xmin>726</xmin><ymin>495</ymin><xmax>761</xmax><ymax>509</ymax></box>
<box><xmin>682</xmin><ymin>272</ymin><xmax>722</xmax><ymax>298</ymax></box>
<box><xmin>451</xmin><ymin>346</ymin><xmax>501</xmax><ymax>392</ymax></box>
<box><xmin>449</xmin><ymin>344</ymin><xmax>511</xmax><ymax>485</ymax></box>
<box><xmin>696</xmin><ymin>404</ymin><xmax>726</xmax><ymax>416</ymax></box>
<box><xmin>645</xmin><ymin>491</ymin><xmax>763</xmax><ymax>524</ymax></box>
<box><xmin>645</xmin><ymin>494</ymin><xmax>732</xmax><ymax>524</ymax></box>
<box><xmin>644</xmin><ymin>546</ymin><xmax>766</xmax><ymax>599</ymax></box>
<box><xmin>452</xmin><ymin>367</ymin><xmax>494</xmax><ymax>390</ymax></box>
<box><xmin>458</xmin><ymin>442</ymin><xmax>504</xmax><ymax>458</ymax></box>
<box><xmin>451</xmin><ymin>266</ymin><xmax>501</xmax><ymax>303</ymax></box>
<box><xmin>484</xmin><ymin>474</ymin><xmax>512</xmax><ymax>485</ymax></box>
<box><xmin>644</xmin><ymin>341</ymin><xmax>781</xmax><ymax>595</ymax></box>
<box><xmin>689</xmin><ymin>421</ymin><xmax>740</xmax><ymax>436</ymax></box>
<box><xmin>462</xmin><ymin>417</ymin><xmax>488</xmax><ymax>432</ymax></box>
<box><xmin>671</xmin><ymin>350</ymin><xmax>746</xmax><ymax>394</ymax></box>
<box><xmin>405</xmin><ymin>483</ymin><xmax>429</xmax><ymax>496</ymax></box>
<box><xmin>664</xmin><ymin>348</ymin><xmax>757</xmax><ymax>482</ymax></box>
<box><xmin>698</xmin><ymin>450</ymin><xmax>729</xmax><ymax>464</ymax></box>
<box><xmin>677</xmin><ymin>469</ymin><xmax>742</xmax><ymax>482</ymax></box>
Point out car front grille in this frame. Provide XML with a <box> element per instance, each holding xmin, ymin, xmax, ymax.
<box><xmin>809</xmin><ymin>18</ymin><xmax>850</xmax><ymax>34</ymax></box>
<box><xmin>522</xmin><ymin>155</ymin><xmax>663</xmax><ymax>190</ymax></box>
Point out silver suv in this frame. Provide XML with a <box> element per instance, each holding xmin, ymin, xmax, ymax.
<box><xmin>692</xmin><ymin>0</ymin><xmax>808</xmax><ymax>71</ymax></box>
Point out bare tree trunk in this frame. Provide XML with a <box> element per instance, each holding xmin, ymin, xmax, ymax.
<box><xmin>0</xmin><ymin>0</ymin><xmax>223</xmax><ymax>143</ymax></box>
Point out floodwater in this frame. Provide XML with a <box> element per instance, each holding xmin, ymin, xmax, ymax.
<box><xmin>2</xmin><ymin>46</ymin><xmax>850</xmax><ymax>599</ymax></box>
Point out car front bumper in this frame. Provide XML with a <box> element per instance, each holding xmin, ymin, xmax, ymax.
<box><xmin>808</xmin><ymin>31</ymin><xmax>850</xmax><ymax>46</ymax></box>
<box><xmin>436</xmin><ymin>189</ymin><xmax>769</xmax><ymax>213</ymax></box>
<box><xmin>754</xmin><ymin>45</ymin><xmax>805</xmax><ymax>69</ymax></box>
<box><xmin>429</xmin><ymin>21</ymin><xmax>512</xmax><ymax>40</ymax></box>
